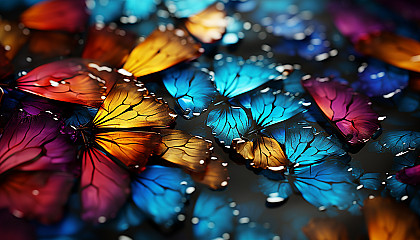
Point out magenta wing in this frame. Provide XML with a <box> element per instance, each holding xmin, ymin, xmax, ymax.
<box><xmin>0</xmin><ymin>113</ymin><xmax>77</xmax><ymax>174</ymax></box>
<box><xmin>396</xmin><ymin>164</ymin><xmax>420</xmax><ymax>185</ymax></box>
<box><xmin>0</xmin><ymin>171</ymin><xmax>74</xmax><ymax>224</ymax></box>
<box><xmin>80</xmin><ymin>148</ymin><xmax>130</xmax><ymax>223</ymax></box>
<box><xmin>301</xmin><ymin>77</ymin><xmax>380</xmax><ymax>148</ymax></box>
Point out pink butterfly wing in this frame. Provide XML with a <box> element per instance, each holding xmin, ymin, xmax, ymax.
<box><xmin>302</xmin><ymin>77</ymin><xmax>380</xmax><ymax>147</ymax></box>
<box><xmin>80</xmin><ymin>148</ymin><xmax>130</xmax><ymax>223</ymax></box>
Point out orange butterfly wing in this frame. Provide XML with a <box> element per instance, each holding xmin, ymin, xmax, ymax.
<box><xmin>232</xmin><ymin>136</ymin><xmax>288</xmax><ymax>170</ymax></box>
<box><xmin>95</xmin><ymin>131</ymin><xmax>161</xmax><ymax>172</ymax></box>
<box><xmin>122</xmin><ymin>26</ymin><xmax>202</xmax><ymax>77</ymax></box>
<box><xmin>184</xmin><ymin>3</ymin><xmax>228</xmax><ymax>43</ymax></box>
<box><xmin>356</xmin><ymin>32</ymin><xmax>420</xmax><ymax>73</ymax></box>
<box><xmin>302</xmin><ymin>218</ymin><xmax>349</xmax><ymax>240</ymax></box>
<box><xmin>16</xmin><ymin>58</ymin><xmax>120</xmax><ymax>108</ymax></box>
<box><xmin>363</xmin><ymin>197</ymin><xmax>420</xmax><ymax>240</ymax></box>
<box><xmin>20</xmin><ymin>0</ymin><xmax>88</xmax><ymax>33</ymax></box>
<box><xmin>92</xmin><ymin>79</ymin><xmax>176</xmax><ymax>128</ymax></box>
<box><xmin>0</xmin><ymin>20</ymin><xmax>29</xmax><ymax>59</ymax></box>
<box><xmin>28</xmin><ymin>31</ymin><xmax>78</xmax><ymax>58</ymax></box>
<box><xmin>156</xmin><ymin>129</ymin><xmax>211</xmax><ymax>172</ymax></box>
<box><xmin>190</xmin><ymin>156</ymin><xmax>229</xmax><ymax>190</ymax></box>
<box><xmin>83</xmin><ymin>25</ymin><xmax>139</xmax><ymax>68</ymax></box>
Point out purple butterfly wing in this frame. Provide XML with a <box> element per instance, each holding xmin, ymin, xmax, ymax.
<box><xmin>302</xmin><ymin>77</ymin><xmax>380</xmax><ymax>148</ymax></box>
<box><xmin>0</xmin><ymin>112</ymin><xmax>77</xmax><ymax>174</ymax></box>
<box><xmin>80</xmin><ymin>148</ymin><xmax>130</xmax><ymax>223</ymax></box>
<box><xmin>396</xmin><ymin>164</ymin><xmax>420</xmax><ymax>186</ymax></box>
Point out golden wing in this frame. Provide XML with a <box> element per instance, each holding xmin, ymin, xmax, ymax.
<box><xmin>232</xmin><ymin>136</ymin><xmax>288</xmax><ymax>170</ymax></box>
<box><xmin>190</xmin><ymin>156</ymin><xmax>229</xmax><ymax>190</ymax></box>
<box><xmin>93</xmin><ymin>80</ymin><xmax>176</xmax><ymax>128</ymax></box>
<box><xmin>95</xmin><ymin>131</ymin><xmax>161</xmax><ymax>172</ymax></box>
<box><xmin>156</xmin><ymin>129</ymin><xmax>211</xmax><ymax>172</ymax></box>
<box><xmin>184</xmin><ymin>3</ymin><xmax>228</xmax><ymax>43</ymax></box>
<box><xmin>122</xmin><ymin>26</ymin><xmax>202</xmax><ymax>77</ymax></box>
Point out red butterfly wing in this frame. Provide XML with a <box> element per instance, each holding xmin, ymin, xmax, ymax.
<box><xmin>0</xmin><ymin>113</ymin><xmax>77</xmax><ymax>174</ymax></box>
<box><xmin>82</xmin><ymin>25</ymin><xmax>138</xmax><ymax>68</ymax></box>
<box><xmin>20</xmin><ymin>0</ymin><xmax>89</xmax><ymax>33</ymax></box>
<box><xmin>16</xmin><ymin>58</ymin><xmax>121</xmax><ymax>108</ymax></box>
<box><xmin>301</xmin><ymin>77</ymin><xmax>380</xmax><ymax>148</ymax></box>
<box><xmin>0</xmin><ymin>171</ymin><xmax>74</xmax><ymax>224</ymax></box>
<box><xmin>80</xmin><ymin>148</ymin><xmax>130</xmax><ymax>223</ymax></box>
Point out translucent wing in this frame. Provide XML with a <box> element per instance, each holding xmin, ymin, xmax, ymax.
<box><xmin>192</xmin><ymin>191</ymin><xmax>235</xmax><ymax>240</ymax></box>
<box><xmin>292</xmin><ymin>161</ymin><xmax>361</xmax><ymax>211</ymax></box>
<box><xmin>162</xmin><ymin>65</ymin><xmax>216</xmax><ymax>119</ymax></box>
<box><xmin>356</xmin><ymin>32</ymin><xmax>420</xmax><ymax>73</ymax></box>
<box><xmin>246</xmin><ymin>91</ymin><xmax>306</xmax><ymax>128</ymax></box>
<box><xmin>353</xmin><ymin>60</ymin><xmax>409</xmax><ymax>98</ymax></box>
<box><xmin>206</xmin><ymin>103</ymin><xmax>251</xmax><ymax>146</ymax></box>
<box><xmin>302</xmin><ymin>218</ymin><xmax>349</xmax><ymax>240</ymax></box>
<box><xmin>156</xmin><ymin>129</ymin><xmax>211</xmax><ymax>172</ymax></box>
<box><xmin>92</xmin><ymin>80</ymin><xmax>176</xmax><ymax>128</ymax></box>
<box><xmin>123</xmin><ymin>27</ymin><xmax>202</xmax><ymax>77</ymax></box>
<box><xmin>95</xmin><ymin>131</ymin><xmax>161</xmax><ymax>172</ymax></box>
<box><xmin>374</xmin><ymin>131</ymin><xmax>420</xmax><ymax>154</ymax></box>
<box><xmin>0</xmin><ymin>113</ymin><xmax>76</xmax><ymax>174</ymax></box>
<box><xmin>184</xmin><ymin>3</ymin><xmax>228</xmax><ymax>43</ymax></box>
<box><xmin>16</xmin><ymin>59</ymin><xmax>121</xmax><ymax>108</ymax></box>
<box><xmin>82</xmin><ymin>24</ymin><xmax>138</xmax><ymax>68</ymax></box>
<box><xmin>213</xmin><ymin>54</ymin><xmax>282</xmax><ymax>98</ymax></box>
<box><xmin>0</xmin><ymin>20</ymin><xmax>29</xmax><ymax>59</ymax></box>
<box><xmin>258</xmin><ymin>176</ymin><xmax>293</xmax><ymax>200</ymax></box>
<box><xmin>20</xmin><ymin>0</ymin><xmax>88</xmax><ymax>33</ymax></box>
<box><xmin>232</xmin><ymin>136</ymin><xmax>287</xmax><ymax>170</ymax></box>
<box><xmin>190</xmin><ymin>156</ymin><xmax>229</xmax><ymax>190</ymax></box>
<box><xmin>363</xmin><ymin>197</ymin><xmax>420</xmax><ymax>240</ymax></box>
<box><xmin>302</xmin><ymin>77</ymin><xmax>381</xmax><ymax>148</ymax></box>
<box><xmin>0</xmin><ymin>171</ymin><xmax>74</xmax><ymax>224</ymax></box>
<box><xmin>80</xmin><ymin>148</ymin><xmax>130</xmax><ymax>223</ymax></box>
<box><xmin>131</xmin><ymin>165</ymin><xmax>194</xmax><ymax>228</ymax></box>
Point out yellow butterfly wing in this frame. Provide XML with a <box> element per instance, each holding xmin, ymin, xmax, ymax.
<box><xmin>92</xmin><ymin>79</ymin><xmax>176</xmax><ymax>128</ymax></box>
<box><xmin>232</xmin><ymin>136</ymin><xmax>287</xmax><ymax>170</ymax></box>
<box><xmin>184</xmin><ymin>3</ymin><xmax>228</xmax><ymax>43</ymax></box>
<box><xmin>156</xmin><ymin>129</ymin><xmax>211</xmax><ymax>172</ymax></box>
<box><xmin>95</xmin><ymin>131</ymin><xmax>161</xmax><ymax>172</ymax></box>
<box><xmin>122</xmin><ymin>26</ymin><xmax>202</xmax><ymax>77</ymax></box>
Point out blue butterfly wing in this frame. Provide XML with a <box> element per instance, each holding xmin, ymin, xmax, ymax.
<box><xmin>192</xmin><ymin>191</ymin><xmax>235</xmax><ymax>240</ymax></box>
<box><xmin>283</xmin><ymin>127</ymin><xmax>348</xmax><ymax>166</ymax></box>
<box><xmin>107</xmin><ymin>202</ymin><xmax>146</xmax><ymax>232</ymax></box>
<box><xmin>131</xmin><ymin>165</ymin><xmax>195</xmax><ymax>228</ymax></box>
<box><xmin>296</xmin><ymin>28</ymin><xmax>332</xmax><ymax>60</ymax></box>
<box><xmin>164</xmin><ymin>0</ymin><xmax>216</xmax><ymax>18</ymax></box>
<box><xmin>387</xmin><ymin>151</ymin><xmax>417</xmax><ymax>200</ymax></box>
<box><xmin>36</xmin><ymin>213</ymin><xmax>84</xmax><ymax>239</ymax></box>
<box><xmin>396</xmin><ymin>92</ymin><xmax>420</xmax><ymax>117</ymax></box>
<box><xmin>258</xmin><ymin>176</ymin><xmax>293</xmax><ymax>200</ymax></box>
<box><xmin>65</xmin><ymin>106</ymin><xmax>98</xmax><ymax>128</ymax></box>
<box><xmin>221</xmin><ymin>14</ymin><xmax>244</xmax><ymax>46</ymax></box>
<box><xmin>213</xmin><ymin>54</ymin><xmax>281</xmax><ymax>98</ymax></box>
<box><xmin>374</xmin><ymin>131</ymin><xmax>420</xmax><ymax>154</ymax></box>
<box><xmin>206</xmin><ymin>103</ymin><xmax>251</xmax><ymax>146</ymax></box>
<box><xmin>353</xmin><ymin>59</ymin><xmax>409</xmax><ymax>98</ymax></box>
<box><xmin>282</xmin><ymin>69</ymin><xmax>306</xmax><ymax>95</ymax></box>
<box><xmin>124</xmin><ymin>0</ymin><xmax>156</xmax><ymax>20</ymax></box>
<box><xmin>292</xmin><ymin>161</ymin><xmax>361</xmax><ymax>211</ymax></box>
<box><xmin>359</xmin><ymin>173</ymin><xmax>382</xmax><ymax>190</ymax></box>
<box><xmin>248</xmin><ymin>91</ymin><xmax>306</xmax><ymax>128</ymax></box>
<box><xmin>88</xmin><ymin>0</ymin><xmax>124</xmax><ymax>24</ymax></box>
<box><xmin>162</xmin><ymin>66</ymin><xmax>216</xmax><ymax>119</ymax></box>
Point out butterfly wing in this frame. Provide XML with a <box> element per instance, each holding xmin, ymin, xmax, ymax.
<box><xmin>20</xmin><ymin>0</ymin><xmax>88</xmax><ymax>33</ymax></box>
<box><xmin>95</xmin><ymin>131</ymin><xmax>161</xmax><ymax>172</ymax></box>
<box><xmin>92</xmin><ymin>80</ymin><xmax>176</xmax><ymax>128</ymax></box>
<box><xmin>302</xmin><ymin>77</ymin><xmax>380</xmax><ymax>148</ymax></box>
<box><xmin>80</xmin><ymin>148</ymin><xmax>130</xmax><ymax>223</ymax></box>
<box><xmin>184</xmin><ymin>3</ymin><xmax>227</xmax><ymax>43</ymax></box>
<box><xmin>28</xmin><ymin>31</ymin><xmax>78</xmax><ymax>58</ymax></box>
<box><xmin>363</xmin><ymin>197</ymin><xmax>420</xmax><ymax>240</ymax></box>
<box><xmin>190</xmin><ymin>156</ymin><xmax>229</xmax><ymax>190</ymax></box>
<box><xmin>374</xmin><ymin>131</ymin><xmax>420</xmax><ymax>155</ymax></box>
<box><xmin>206</xmin><ymin>103</ymin><xmax>251</xmax><ymax>146</ymax></box>
<box><xmin>0</xmin><ymin>171</ymin><xmax>74</xmax><ymax>224</ymax></box>
<box><xmin>82</xmin><ymin>25</ymin><xmax>138</xmax><ymax>68</ymax></box>
<box><xmin>162</xmin><ymin>65</ymin><xmax>216</xmax><ymax>119</ymax></box>
<box><xmin>213</xmin><ymin>54</ymin><xmax>282</xmax><ymax>98</ymax></box>
<box><xmin>396</xmin><ymin>164</ymin><xmax>420</xmax><ymax>186</ymax></box>
<box><xmin>192</xmin><ymin>191</ymin><xmax>235</xmax><ymax>240</ymax></box>
<box><xmin>156</xmin><ymin>129</ymin><xmax>211</xmax><ymax>172</ymax></box>
<box><xmin>122</xmin><ymin>27</ymin><xmax>202</xmax><ymax>77</ymax></box>
<box><xmin>131</xmin><ymin>165</ymin><xmax>194</xmax><ymax>228</ymax></box>
<box><xmin>0</xmin><ymin>112</ymin><xmax>76</xmax><ymax>174</ymax></box>
<box><xmin>0</xmin><ymin>20</ymin><xmax>29</xmax><ymax>59</ymax></box>
<box><xmin>302</xmin><ymin>218</ymin><xmax>349</xmax><ymax>240</ymax></box>
<box><xmin>124</xmin><ymin>0</ymin><xmax>157</xmax><ymax>20</ymax></box>
<box><xmin>16</xmin><ymin>58</ymin><xmax>121</xmax><ymax>108</ymax></box>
